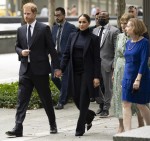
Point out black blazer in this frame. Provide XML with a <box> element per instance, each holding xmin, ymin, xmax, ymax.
<box><xmin>61</xmin><ymin>30</ymin><xmax>101</xmax><ymax>97</ymax></box>
<box><xmin>15</xmin><ymin>21</ymin><xmax>59</xmax><ymax>75</ymax></box>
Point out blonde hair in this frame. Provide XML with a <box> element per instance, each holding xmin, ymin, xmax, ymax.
<box><xmin>120</xmin><ymin>13</ymin><xmax>134</xmax><ymax>23</ymax></box>
<box><xmin>23</xmin><ymin>2</ymin><xmax>37</xmax><ymax>14</ymax></box>
<box><xmin>128</xmin><ymin>18</ymin><xmax>147</xmax><ymax>36</ymax></box>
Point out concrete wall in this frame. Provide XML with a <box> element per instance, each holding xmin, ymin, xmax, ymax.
<box><xmin>0</xmin><ymin>35</ymin><xmax>16</xmax><ymax>54</ymax></box>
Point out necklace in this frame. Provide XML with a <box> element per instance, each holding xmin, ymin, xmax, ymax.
<box><xmin>128</xmin><ymin>42</ymin><xmax>137</xmax><ymax>50</ymax></box>
<box><xmin>128</xmin><ymin>36</ymin><xmax>140</xmax><ymax>50</ymax></box>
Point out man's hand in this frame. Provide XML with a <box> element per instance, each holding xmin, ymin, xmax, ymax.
<box><xmin>93</xmin><ymin>78</ymin><xmax>100</xmax><ymax>88</ymax></box>
<box><xmin>22</xmin><ymin>49</ymin><xmax>30</xmax><ymax>56</ymax></box>
<box><xmin>54</xmin><ymin>69</ymin><xmax>62</xmax><ymax>78</ymax></box>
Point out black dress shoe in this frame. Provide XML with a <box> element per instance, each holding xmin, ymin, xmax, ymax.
<box><xmin>90</xmin><ymin>98</ymin><xmax>95</xmax><ymax>102</ymax></box>
<box><xmin>55</xmin><ymin>103</ymin><xmax>64</xmax><ymax>110</ymax></box>
<box><xmin>50</xmin><ymin>128</ymin><xmax>57</xmax><ymax>134</ymax></box>
<box><xmin>50</xmin><ymin>123</ymin><xmax>58</xmax><ymax>134</ymax></box>
<box><xmin>75</xmin><ymin>131</ymin><xmax>84</xmax><ymax>136</ymax></box>
<box><xmin>96</xmin><ymin>108</ymin><xmax>103</xmax><ymax>115</ymax></box>
<box><xmin>99</xmin><ymin>110</ymin><xmax>109</xmax><ymax>118</ymax></box>
<box><xmin>5</xmin><ymin>124</ymin><xmax>23</xmax><ymax>137</ymax></box>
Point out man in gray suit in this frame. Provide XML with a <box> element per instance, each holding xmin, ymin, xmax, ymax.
<box><xmin>93</xmin><ymin>11</ymin><xmax>120</xmax><ymax>117</ymax></box>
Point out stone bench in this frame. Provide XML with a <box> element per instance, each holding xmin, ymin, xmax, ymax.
<box><xmin>113</xmin><ymin>126</ymin><xmax>150</xmax><ymax>141</ymax></box>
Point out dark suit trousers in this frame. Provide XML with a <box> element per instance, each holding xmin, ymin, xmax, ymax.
<box><xmin>73</xmin><ymin>72</ymin><xmax>94</xmax><ymax>133</ymax></box>
<box><xmin>15</xmin><ymin>64</ymin><xmax>56</xmax><ymax>127</ymax></box>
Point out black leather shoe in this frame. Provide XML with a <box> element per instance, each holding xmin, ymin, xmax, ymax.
<box><xmin>55</xmin><ymin>103</ymin><xmax>64</xmax><ymax>110</ymax></box>
<box><xmin>99</xmin><ymin>110</ymin><xmax>109</xmax><ymax>118</ymax></box>
<box><xmin>96</xmin><ymin>108</ymin><xmax>103</xmax><ymax>115</ymax></box>
<box><xmin>5</xmin><ymin>124</ymin><xmax>23</xmax><ymax>137</ymax></box>
<box><xmin>90</xmin><ymin>98</ymin><xmax>95</xmax><ymax>102</ymax></box>
<box><xmin>75</xmin><ymin>131</ymin><xmax>84</xmax><ymax>136</ymax></box>
<box><xmin>50</xmin><ymin>128</ymin><xmax>57</xmax><ymax>134</ymax></box>
<box><xmin>50</xmin><ymin>124</ymin><xmax>58</xmax><ymax>134</ymax></box>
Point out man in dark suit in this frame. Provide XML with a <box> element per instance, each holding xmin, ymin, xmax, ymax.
<box><xmin>5</xmin><ymin>2</ymin><xmax>61</xmax><ymax>137</ymax></box>
<box><xmin>51</xmin><ymin>7</ymin><xmax>76</xmax><ymax>110</ymax></box>
<box><xmin>93</xmin><ymin>11</ymin><xmax>120</xmax><ymax>117</ymax></box>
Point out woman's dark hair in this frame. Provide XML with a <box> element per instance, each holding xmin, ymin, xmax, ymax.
<box><xmin>78</xmin><ymin>14</ymin><xmax>91</xmax><ymax>23</ymax></box>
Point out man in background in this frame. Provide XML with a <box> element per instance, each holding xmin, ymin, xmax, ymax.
<box><xmin>40</xmin><ymin>5</ymin><xmax>48</xmax><ymax>17</ymax></box>
<box><xmin>51</xmin><ymin>7</ymin><xmax>76</xmax><ymax>110</ymax></box>
<box><xmin>93</xmin><ymin>11</ymin><xmax>120</xmax><ymax>117</ymax></box>
<box><xmin>128</xmin><ymin>6</ymin><xmax>138</xmax><ymax>17</ymax></box>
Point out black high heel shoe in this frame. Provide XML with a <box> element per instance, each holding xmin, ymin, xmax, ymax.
<box><xmin>86</xmin><ymin>111</ymin><xmax>96</xmax><ymax>131</ymax></box>
<box><xmin>87</xmin><ymin>123</ymin><xmax>92</xmax><ymax>131</ymax></box>
<box><xmin>75</xmin><ymin>131</ymin><xmax>85</xmax><ymax>136</ymax></box>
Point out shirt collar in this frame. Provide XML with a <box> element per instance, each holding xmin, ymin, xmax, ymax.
<box><xmin>100</xmin><ymin>23</ymin><xmax>109</xmax><ymax>29</ymax></box>
<box><xmin>27</xmin><ymin>20</ymin><xmax>36</xmax><ymax>29</ymax></box>
<box><xmin>57</xmin><ymin>20</ymin><xmax>66</xmax><ymax>28</ymax></box>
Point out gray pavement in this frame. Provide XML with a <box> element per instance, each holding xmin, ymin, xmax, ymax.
<box><xmin>0</xmin><ymin>53</ymin><xmax>138</xmax><ymax>141</ymax></box>
<box><xmin>0</xmin><ymin>103</ymin><xmax>116</xmax><ymax>141</ymax></box>
<box><xmin>0</xmin><ymin>102</ymin><xmax>138</xmax><ymax>141</ymax></box>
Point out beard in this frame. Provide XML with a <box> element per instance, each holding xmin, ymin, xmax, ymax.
<box><xmin>56</xmin><ymin>18</ymin><xmax>63</xmax><ymax>24</ymax></box>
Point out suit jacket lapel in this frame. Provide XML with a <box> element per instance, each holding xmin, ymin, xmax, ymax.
<box><xmin>29</xmin><ymin>22</ymin><xmax>40</xmax><ymax>48</ymax></box>
<box><xmin>83</xmin><ymin>35</ymin><xmax>91</xmax><ymax>56</ymax></box>
<box><xmin>21</xmin><ymin>25</ymin><xmax>28</xmax><ymax>49</ymax></box>
<box><xmin>101</xmin><ymin>25</ymin><xmax>110</xmax><ymax>47</ymax></box>
<box><xmin>70</xmin><ymin>32</ymin><xmax>78</xmax><ymax>54</ymax></box>
<box><xmin>95</xmin><ymin>27</ymin><xmax>100</xmax><ymax>36</ymax></box>
<box><xmin>70</xmin><ymin>32</ymin><xmax>91</xmax><ymax>56</ymax></box>
<box><xmin>61</xmin><ymin>22</ymin><xmax>67</xmax><ymax>41</ymax></box>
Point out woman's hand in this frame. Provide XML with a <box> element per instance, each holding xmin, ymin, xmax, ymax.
<box><xmin>54</xmin><ymin>69</ymin><xmax>62</xmax><ymax>78</ymax></box>
<box><xmin>93</xmin><ymin>78</ymin><xmax>100</xmax><ymax>88</ymax></box>
<box><xmin>133</xmin><ymin>79</ymin><xmax>140</xmax><ymax>90</ymax></box>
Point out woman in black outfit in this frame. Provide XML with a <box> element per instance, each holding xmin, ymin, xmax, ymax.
<box><xmin>60</xmin><ymin>14</ymin><xmax>101</xmax><ymax>136</ymax></box>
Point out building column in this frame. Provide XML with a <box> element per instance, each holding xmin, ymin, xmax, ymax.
<box><xmin>111</xmin><ymin>0</ymin><xmax>115</xmax><ymax>15</ymax></box>
<box><xmin>64</xmin><ymin>0</ymin><xmax>69</xmax><ymax>16</ymax></box>
<box><xmin>83</xmin><ymin>0</ymin><xmax>90</xmax><ymax>15</ymax></box>
<box><xmin>143</xmin><ymin>0</ymin><xmax>150</xmax><ymax>35</ymax></box>
<box><xmin>78</xmin><ymin>0</ymin><xmax>84</xmax><ymax>16</ymax></box>
<box><xmin>106</xmin><ymin>0</ymin><xmax>109</xmax><ymax>12</ymax></box>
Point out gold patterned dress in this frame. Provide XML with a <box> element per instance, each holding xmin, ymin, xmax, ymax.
<box><xmin>113</xmin><ymin>33</ymin><xmax>127</xmax><ymax>118</ymax></box>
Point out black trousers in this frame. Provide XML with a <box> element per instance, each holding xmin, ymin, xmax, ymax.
<box><xmin>15</xmin><ymin>64</ymin><xmax>56</xmax><ymax>127</ymax></box>
<box><xmin>73</xmin><ymin>72</ymin><xmax>95</xmax><ymax>133</ymax></box>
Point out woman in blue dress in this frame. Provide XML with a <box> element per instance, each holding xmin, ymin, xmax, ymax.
<box><xmin>122</xmin><ymin>18</ymin><xmax>150</xmax><ymax>131</ymax></box>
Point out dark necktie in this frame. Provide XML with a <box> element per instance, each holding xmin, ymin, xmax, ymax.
<box><xmin>56</xmin><ymin>25</ymin><xmax>62</xmax><ymax>52</ymax></box>
<box><xmin>28</xmin><ymin>25</ymin><xmax>32</xmax><ymax>46</ymax></box>
<box><xmin>99</xmin><ymin>26</ymin><xmax>104</xmax><ymax>43</ymax></box>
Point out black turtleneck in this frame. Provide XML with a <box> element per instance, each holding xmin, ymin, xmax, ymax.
<box><xmin>73</xmin><ymin>28</ymin><xmax>90</xmax><ymax>73</ymax></box>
